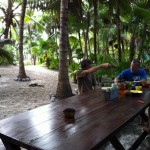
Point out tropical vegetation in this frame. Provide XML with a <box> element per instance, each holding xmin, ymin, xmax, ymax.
<box><xmin>0</xmin><ymin>0</ymin><xmax>150</xmax><ymax>98</ymax></box>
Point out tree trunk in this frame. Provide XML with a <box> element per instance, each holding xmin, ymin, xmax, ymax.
<box><xmin>78</xmin><ymin>32</ymin><xmax>82</xmax><ymax>51</ymax></box>
<box><xmin>137</xmin><ymin>25</ymin><xmax>147</xmax><ymax>60</ymax></box>
<box><xmin>129</xmin><ymin>35</ymin><xmax>136</xmax><ymax>62</ymax></box>
<box><xmin>56</xmin><ymin>0</ymin><xmax>73</xmax><ymax>99</ymax></box>
<box><xmin>68</xmin><ymin>36</ymin><xmax>72</xmax><ymax>65</ymax></box>
<box><xmin>84</xmin><ymin>11</ymin><xmax>90</xmax><ymax>58</ymax></box>
<box><xmin>93</xmin><ymin>0</ymin><xmax>97</xmax><ymax>63</ymax></box>
<box><xmin>16</xmin><ymin>0</ymin><xmax>29</xmax><ymax>81</ymax></box>
<box><xmin>116</xmin><ymin>0</ymin><xmax>122</xmax><ymax>62</ymax></box>
<box><xmin>4</xmin><ymin>0</ymin><xmax>13</xmax><ymax>39</ymax></box>
<box><xmin>27</xmin><ymin>24</ymin><xmax>33</xmax><ymax>64</ymax></box>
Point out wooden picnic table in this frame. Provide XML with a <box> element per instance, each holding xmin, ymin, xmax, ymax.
<box><xmin>0</xmin><ymin>88</ymin><xmax>150</xmax><ymax>150</ymax></box>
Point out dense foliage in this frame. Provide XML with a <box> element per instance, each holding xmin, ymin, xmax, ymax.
<box><xmin>0</xmin><ymin>0</ymin><xmax>150</xmax><ymax>80</ymax></box>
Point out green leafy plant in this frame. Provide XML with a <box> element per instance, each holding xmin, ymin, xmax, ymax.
<box><xmin>68</xmin><ymin>61</ymin><xmax>79</xmax><ymax>83</ymax></box>
<box><xmin>94</xmin><ymin>54</ymin><xmax>130</xmax><ymax>83</ymax></box>
<box><xmin>49</xmin><ymin>57</ymin><xmax>59</xmax><ymax>70</ymax></box>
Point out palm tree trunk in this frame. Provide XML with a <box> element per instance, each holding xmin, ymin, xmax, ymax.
<box><xmin>116</xmin><ymin>0</ymin><xmax>122</xmax><ymax>62</ymax></box>
<box><xmin>68</xmin><ymin>36</ymin><xmax>72</xmax><ymax>65</ymax></box>
<box><xmin>56</xmin><ymin>0</ymin><xmax>73</xmax><ymax>99</ymax></box>
<box><xmin>27</xmin><ymin>24</ymin><xmax>33</xmax><ymax>64</ymax></box>
<box><xmin>84</xmin><ymin>11</ymin><xmax>90</xmax><ymax>58</ymax></box>
<box><xmin>138</xmin><ymin>25</ymin><xmax>147</xmax><ymax>59</ymax></box>
<box><xmin>129</xmin><ymin>35</ymin><xmax>136</xmax><ymax>62</ymax></box>
<box><xmin>93</xmin><ymin>0</ymin><xmax>97</xmax><ymax>63</ymax></box>
<box><xmin>78</xmin><ymin>32</ymin><xmax>82</xmax><ymax>51</ymax></box>
<box><xmin>4</xmin><ymin>0</ymin><xmax>13</xmax><ymax>39</ymax></box>
<box><xmin>16</xmin><ymin>0</ymin><xmax>29</xmax><ymax>81</ymax></box>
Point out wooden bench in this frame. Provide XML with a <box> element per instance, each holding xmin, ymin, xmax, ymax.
<box><xmin>0</xmin><ymin>88</ymin><xmax>150</xmax><ymax>150</ymax></box>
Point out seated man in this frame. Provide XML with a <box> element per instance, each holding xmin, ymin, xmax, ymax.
<box><xmin>76</xmin><ymin>59</ymin><xmax>111</xmax><ymax>94</ymax></box>
<box><xmin>114</xmin><ymin>59</ymin><xmax>147</xmax><ymax>86</ymax></box>
<box><xmin>114</xmin><ymin>59</ymin><xmax>148</xmax><ymax>123</ymax></box>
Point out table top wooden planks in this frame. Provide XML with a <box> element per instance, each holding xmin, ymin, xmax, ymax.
<box><xmin>0</xmin><ymin>89</ymin><xmax>150</xmax><ymax>150</ymax></box>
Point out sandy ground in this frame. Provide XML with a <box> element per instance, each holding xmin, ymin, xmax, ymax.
<box><xmin>0</xmin><ymin>65</ymin><xmax>77</xmax><ymax>120</ymax></box>
<box><xmin>0</xmin><ymin>65</ymin><xmax>150</xmax><ymax>150</ymax></box>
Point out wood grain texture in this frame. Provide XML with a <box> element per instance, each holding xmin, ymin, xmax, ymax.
<box><xmin>0</xmin><ymin>88</ymin><xmax>149</xmax><ymax>150</ymax></box>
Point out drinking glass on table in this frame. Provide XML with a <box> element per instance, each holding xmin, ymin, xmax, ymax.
<box><xmin>135</xmin><ymin>86</ymin><xmax>142</xmax><ymax>91</ymax></box>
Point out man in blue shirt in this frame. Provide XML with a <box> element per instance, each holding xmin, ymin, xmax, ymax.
<box><xmin>114</xmin><ymin>59</ymin><xmax>148</xmax><ymax>124</ymax></box>
<box><xmin>114</xmin><ymin>59</ymin><xmax>147</xmax><ymax>86</ymax></box>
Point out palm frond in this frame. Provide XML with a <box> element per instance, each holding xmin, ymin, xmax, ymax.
<box><xmin>133</xmin><ymin>7</ymin><xmax>150</xmax><ymax>24</ymax></box>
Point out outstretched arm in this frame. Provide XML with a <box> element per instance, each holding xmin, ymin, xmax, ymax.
<box><xmin>77</xmin><ymin>63</ymin><xmax>111</xmax><ymax>77</ymax></box>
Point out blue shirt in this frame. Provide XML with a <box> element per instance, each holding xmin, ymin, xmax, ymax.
<box><xmin>117</xmin><ymin>68</ymin><xmax>147</xmax><ymax>81</ymax></box>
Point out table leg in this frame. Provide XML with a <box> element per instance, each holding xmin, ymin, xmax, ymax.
<box><xmin>128</xmin><ymin>131</ymin><xmax>148</xmax><ymax>150</ymax></box>
<box><xmin>143</xmin><ymin>107</ymin><xmax>150</xmax><ymax>133</ymax></box>
<box><xmin>1</xmin><ymin>139</ymin><xmax>21</xmax><ymax>150</ymax></box>
<box><xmin>109</xmin><ymin>136</ymin><xmax>125</xmax><ymax>150</ymax></box>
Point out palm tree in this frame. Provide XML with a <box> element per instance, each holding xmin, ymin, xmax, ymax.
<box><xmin>2</xmin><ymin>0</ymin><xmax>13</xmax><ymax>39</ymax></box>
<box><xmin>0</xmin><ymin>0</ymin><xmax>21</xmax><ymax>39</ymax></box>
<box><xmin>14</xmin><ymin>0</ymin><xmax>30</xmax><ymax>81</ymax></box>
<box><xmin>56</xmin><ymin>0</ymin><xmax>73</xmax><ymax>99</ymax></box>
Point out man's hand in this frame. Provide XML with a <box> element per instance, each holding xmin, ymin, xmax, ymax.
<box><xmin>100</xmin><ymin>63</ymin><xmax>111</xmax><ymax>68</ymax></box>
